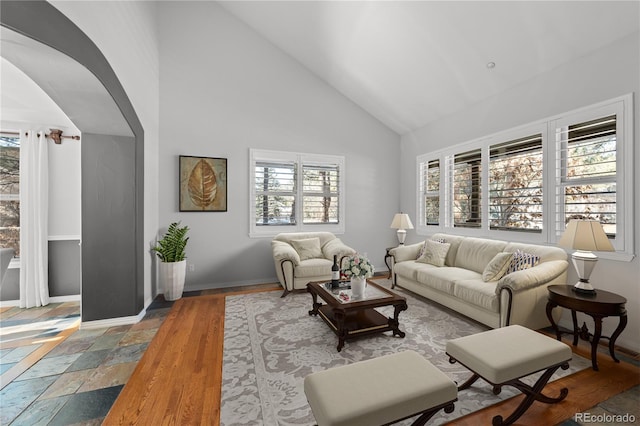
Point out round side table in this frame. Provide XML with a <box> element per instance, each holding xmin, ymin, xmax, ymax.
<box><xmin>546</xmin><ymin>285</ymin><xmax>627</xmax><ymax>371</ymax></box>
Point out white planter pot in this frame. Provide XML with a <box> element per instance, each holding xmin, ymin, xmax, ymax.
<box><xmin>159</xmin><ymin>260</ymin><xmax>186</xmax><ymax>301</ymax></box>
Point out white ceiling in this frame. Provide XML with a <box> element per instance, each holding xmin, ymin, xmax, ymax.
<box><xmin>220</xmin><ymin>1</ymin><xmax>640</xmax><ymax>134</ymax></box>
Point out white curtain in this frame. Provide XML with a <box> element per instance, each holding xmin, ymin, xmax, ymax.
<box><xmin>19</xmin><ymin>130</ymin><xmax>50</xmax><ymax>308</ymax></box>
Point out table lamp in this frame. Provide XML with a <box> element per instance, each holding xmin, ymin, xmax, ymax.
<box><xmin>557</xmin><ymin>219</ymin><xmax>614</xmax><ymax>294</ymax></box>
<box><xmin>390</xmin><ymin>213</ymin><xmax>413</xmax><ymax>245</ymax></box>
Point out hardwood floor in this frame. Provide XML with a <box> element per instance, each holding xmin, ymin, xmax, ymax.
<box><xmin>103</xmin><ymin>284</ymin><xmax>639</xmax><ymax>425</ymax></box>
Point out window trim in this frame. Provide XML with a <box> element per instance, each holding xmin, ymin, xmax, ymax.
<box><xmin>249</xmin><ymin>149</ymin><xmax>345</xmax><ymax>237</ymax></box>
<box><xmin>415</xmin><ymin>94</ymin><xmax>634</xmax><ymax>261</ymax></box>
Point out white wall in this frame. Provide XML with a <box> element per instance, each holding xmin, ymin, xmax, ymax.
<box><xmin>51</xmin><ymin>1</ymin><xmax>161</xmax><ymax>306</ymax></box>
<box><xmin>157</xmin><ymin>2</ymin><xmax>400</xmax><ymax>290</ymax></box>
<box><xmin>400</xmin><ymin>33</ymin><xmax>640</xmax><ymax>352</ymax></box>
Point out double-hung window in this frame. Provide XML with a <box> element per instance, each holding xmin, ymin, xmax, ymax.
<box><xmin>551</xmin><ymin>94</ymin><xmax>632</xmax><ymax>258</ymax></box>
<box><xmin>451</xmin><ymin>149</ymin><xmax>482</xmax><ymax>228</ymax></box>
<box><xmin>250</xmin><ymin>149</ymin><xmax>345</xmax><ymax>236</ymax></box>
<box><xmin>418</xmin><ymin>159</ymin><xmax>440</xmax><ymax>226</ymax></box>
<box><xmin>0</xmin><ymin>135</ymin><xmax>20</xmax><ymax>257</ymax></box>
<box><xmin>489</xmin><ymin>134</ymin><xmax>543</xmax><ymax>232</ymax></box>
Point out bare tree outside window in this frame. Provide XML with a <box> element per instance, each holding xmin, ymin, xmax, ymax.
<box><xmin>0</xmin><ymin>136</ymin><xmax>20</xmax><ymax>256</ymax></box>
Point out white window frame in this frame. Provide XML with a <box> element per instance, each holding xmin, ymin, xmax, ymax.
<box><xmin>548</xmin><ymin>95</ymin><xmax>633</xmax><ymax>260</ymax></box>
<box><xmin>415</xmin><ymin>94</ymin><xmax>634</xmax><ymax>260</ymax></box>
<box><xmin>249</xmin><ymin>149</ymin><xmax>345</xmax><ymax>237</ymax></box>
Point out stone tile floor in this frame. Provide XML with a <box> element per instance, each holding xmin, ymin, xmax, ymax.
<box><xmin>0</xmin><ymin>301</ymin><xmax>170</xmax><ymax>425</ymax></box>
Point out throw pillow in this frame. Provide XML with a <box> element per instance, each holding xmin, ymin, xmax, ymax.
<box><xmin>416</xmin><ymin>241</ymin><xmax>428</xmax><ymax>259</ymax></box>
<box><xmin>416</xmin><ymin>238</ymin><xmax>446</xmax><ymax>260</ymax></box>
<box><xmin>291</xmin><ymin>238</ymin><xmax>322</xmax><ymax>261</ymax></box>
<box><xmin>506</xmin><ymin>249</ymin><xmax>541</xmax><ymax>274</ymax></box>
<box><xmin>482</xmin><ymin>252</ymin><xmax>513</xmax><ymax>282</ymax></box>
<box><xmin>416</xmin><ymin>240</ymin><xmax>451</xmax><ymax>267</ymax></box>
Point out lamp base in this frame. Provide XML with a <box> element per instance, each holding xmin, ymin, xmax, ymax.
<box><xmin>396</xmin><ymin>229</ymin><xmax>407</xmax><ymax>245</ymax></box>
<box><xmin>573</xmin><ymin>281</ymin><xmax>597</xmax><ymax>295</ymax></box>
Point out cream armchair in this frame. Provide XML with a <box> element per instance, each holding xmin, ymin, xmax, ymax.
<box><xmin>272</xmin><ymin>232</ymin><xmax>356</xmax><ymax>297</ymax></box>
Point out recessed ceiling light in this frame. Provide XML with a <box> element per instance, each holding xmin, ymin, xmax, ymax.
<box><xmin>486</xmin><ymin>62</ymin><xmax>496</xmax><ymax>69</ymax></box>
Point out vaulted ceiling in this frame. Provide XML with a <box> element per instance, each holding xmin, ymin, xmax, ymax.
<box><xmin>220</xmin><ymin>1</ymin><xmax>640</xmax><ymax>134</ymax></box>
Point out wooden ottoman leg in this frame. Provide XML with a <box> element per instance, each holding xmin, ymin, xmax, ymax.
<box><xmin>491</xmin><ymin>362</ymin><xmax>570</xmax><ymax>426</ymax></box>
<box><xmin>410</xmin><ymin>400</ymin><xmax>456</xmax><ymax>426</ymax></box>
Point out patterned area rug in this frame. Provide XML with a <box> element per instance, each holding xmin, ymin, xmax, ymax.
<box><xmin>221</xmin><ymin>281</ymin><xmax>590</xmax><ymax>426</ymax></box>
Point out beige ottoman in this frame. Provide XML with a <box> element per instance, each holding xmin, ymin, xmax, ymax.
<box><xmin>304</xmin><ymin>350</ymin><xmax>457</xmax><ymax>426</ymax></box>
<box><xmin>446</xmin><ymin>325</ymin><xmax>571</xmax><ymax>426</ymax></box>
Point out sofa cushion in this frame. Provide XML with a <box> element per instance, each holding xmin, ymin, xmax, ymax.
<box><xmin>454</xmin><ymin>238</ymin><xmax>508</xmax><ymax>274</ymax></box>
<box><xmin>416</xmin><ymin>240</ymin><xmax>451</xmax><ymax>267</ymax></box>
<box><xmin>506</xmin><ymin>249</ymin><xmax>540</xmax><ymax>274</ymax></box>
<box><xmin>482</xmin><ymin>252</ymin><xmax>513</xmax><ymax>282</ymax></box>
<box><xmin>294</xmin><ymin>258</ymin><xmax>332</xmax><ymax>277</ymax></box>
<box><xmin>416</xmin><ymin>267</ymin><xmax>481</xmax><ymax>294</ymax></box>
<box><xmin>453</xmin><ymin>279</ymin><xmax>500</xmax><ymax>312</ymax></box>
<box><xmin>291</xmin><ymin>238</ymin><xmax>323</xmax><ymax>261</ymax></box>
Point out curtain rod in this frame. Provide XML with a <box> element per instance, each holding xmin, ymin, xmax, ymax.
<box><xmin>0</xmin><ymin>129</ymin><xmax>80</xmax><ymax>144</ymax></box>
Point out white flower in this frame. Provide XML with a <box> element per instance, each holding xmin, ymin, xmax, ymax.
<box><xmin>342</xmin><ymin>254</ymin><xmax>374</xmax><ymax>278</ymax></box>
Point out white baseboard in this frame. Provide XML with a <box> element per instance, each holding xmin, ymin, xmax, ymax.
<box><xmin>81</xmin><ymin>308</ymin><xmax>147</xmax><ymax>329</ymax></box>
<box><xmin>0</xmin><ymin>294</ymin><xmax>81</xmax><ymax>308</ymax></box>
<box><xmin>50</xmin><ymin>295</ymin><xmax>81</xmax><ymax>303</ymax></box>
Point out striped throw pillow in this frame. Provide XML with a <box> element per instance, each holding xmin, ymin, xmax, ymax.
<box><xmin>506</xmin><ymin>249</ymin><xmax>540</xmax><ymax>274</ymax></box>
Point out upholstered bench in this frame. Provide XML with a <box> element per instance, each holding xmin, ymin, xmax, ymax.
<box><xmin>304</xmin><ymin>350</ymin><xmax>457</xmax><ymax>426</ymax></box>
<box><xmin>446</xmin><ymin>325</ymin><xmax>571</xmax><ymax>426</ymax></box>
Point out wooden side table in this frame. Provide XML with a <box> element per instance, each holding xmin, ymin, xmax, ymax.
<box><xmin>384</xmin><ymin>246</ymin><xmax>395</xmax><ymax>279</ymax></box>
<box><xmin>546</xmin><ymin>285</ymin><xmax>627</xmax><ymax>371</ymax></box>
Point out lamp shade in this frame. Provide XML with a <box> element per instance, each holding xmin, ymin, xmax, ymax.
<box><xmin>558</xmin><ymin>220</ymin><xmax>614</xmax><ymax>252</ymax></box>
<box><xmin>390</xmin><ymin>213</ymin><xmax>414</xmax><ymax>230</ymax></box>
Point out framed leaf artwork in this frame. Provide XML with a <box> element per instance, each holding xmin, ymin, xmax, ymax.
<box><xmin>179</xmin><ymin>156</ymin><xmax>227</xmax><ymax>212</ymax></box>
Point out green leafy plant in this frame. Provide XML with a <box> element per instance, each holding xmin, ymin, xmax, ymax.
<box><xmin>152</xmin><ymin>222</ymin><xmax>189</xmax><ymax>262</ymax></box>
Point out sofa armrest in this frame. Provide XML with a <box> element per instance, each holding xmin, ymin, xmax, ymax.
<box><xmin>389</xmin><ymin>242</ymin><xmax>422</xmax><ymax>263</ymax></box>
<box><xmin>272</xmin><ymin>240</ymin><xmax>300</xmax><ymax>265</ymax></box>
<box><xmin>496</xmin><ymin>260</ymin><xmax>568</xmax><ymax>294</ymax></box>
<box><xmin>322</xmin><ymin>238</ymin><xmax>356</xmax><ymax>260</ymax></box>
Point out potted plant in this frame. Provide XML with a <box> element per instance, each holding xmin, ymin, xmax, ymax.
<box><xmin>152</xmin><ymin>222</ymin><xmax>189</xmax><ymax>301</ymax></box>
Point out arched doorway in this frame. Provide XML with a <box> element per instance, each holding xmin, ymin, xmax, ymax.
<box><xmin>1</xmin><ymin>1</ymin><xmax>144</xmax><ymax>322</ymax></box>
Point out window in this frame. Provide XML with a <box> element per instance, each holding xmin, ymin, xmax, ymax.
<box><xmin>489</xmin><ymin>134</ymin><xmax>543</xmax><ymax>232</ymax></box>
<box><xmin>415</xmin><ymin>94</ymin><xmax>633</xmax><ymax>258</ymax></box>
<box><xmin>556</xmin><ymin>115</ymin><xmax>617</xmax><ymax>236</ymax></box>
<box><xmin>452</xmin><ymin>148</ymin><xmax>481</xmax><ymax>228</ymax></box>
<box><xmin>418</xmin><ymin>159</ymin><xmax>439</xmax><ymax>225</ymax></box>
<box><xmin>250</xmin><ymin>149</ymin><xmax>344</xmax><ymax>236</ymax></box>
<box><xmin>254</xmin><ymin>161</ymin><xmax>296</xmax><ymax>226</ymax></box>
<box><xmin>0</xmin><ymin>135</ymin><xmax>20</xmax><ymax>256</ymax></box>
<box><xmin>302</xmin><ymin>164</ymin><xmax>340</xmax><ymax>224</ymax></box>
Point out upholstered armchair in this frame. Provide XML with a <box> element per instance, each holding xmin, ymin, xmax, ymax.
<box><xmin>272</xmin><ymin>232</ymin><xmax>356</xmax><ymax>297</ymax></box>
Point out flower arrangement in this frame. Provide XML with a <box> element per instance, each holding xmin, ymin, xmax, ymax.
<box><xmin>342</xmin><ymin>253</ymin><xmax>375</xmax><ymax>279</ymax></box>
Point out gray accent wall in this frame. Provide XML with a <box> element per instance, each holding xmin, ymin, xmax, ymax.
<box><xmin>81</xmin><ymin>133</ymin><xmax>138</xmax><ymax>319</ymax></box>
<box><xmin>48</xmin><ymin>241</ymin><xmax>81</xmax><ymax>297</ymax></box>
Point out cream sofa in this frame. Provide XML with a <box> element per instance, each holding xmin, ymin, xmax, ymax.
<box><xmin>272</xmin><ymin>232</ymin><xmax>356</xmax><ymax>297</ymax></box>
<box><xmin>390</xmin><ymin>233</ymin><xmax>568</xmax><ymax>330</ymax></box>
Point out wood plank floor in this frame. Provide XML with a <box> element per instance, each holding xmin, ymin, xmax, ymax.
<box><xmin>103</xmin><ymin>285</ymin><xmax>639</xmax><ymax>425</ymax></box>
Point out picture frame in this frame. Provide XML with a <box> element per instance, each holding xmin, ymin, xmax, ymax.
<box><xmin>179</xmin><ymin>155</ymin><xmax>227</xmax><ymax>212</ymax></box>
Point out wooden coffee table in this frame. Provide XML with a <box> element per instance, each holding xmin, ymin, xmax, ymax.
<box><xmin>307</xmin><ymin>279</ymin><xmax>408</xmax><ymax>352</ymax></box>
